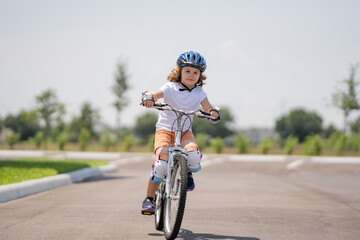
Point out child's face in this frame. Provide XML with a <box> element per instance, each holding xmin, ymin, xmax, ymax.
<box><xmin>181</xmin><ymin>66</ymin><xmax>201</xmax><ymax>88</ymax></box>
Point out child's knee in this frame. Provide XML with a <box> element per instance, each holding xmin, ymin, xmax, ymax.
<box><xmin>150</xmin><ymin>159</ymin><xmax>168</xmax><ymax>183</ymax></box>
<box><xmin>187</xmin><ymin>150</ymin><xmax>202</xmax><ymax>172</ymax></box>
<box><xmin>150</xmin><ymin>148</ymin><xmax>169</xmax><ymax>184</ymax></box>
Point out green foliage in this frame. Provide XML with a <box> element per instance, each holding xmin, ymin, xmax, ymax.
<box><xmin>301</xmin><ymin>135</ymin><xmax>324</xmax><ymax>156</ymax></box>
<box><xmin>4</xmin><ymin>110</ymin><xmax>41</xmax><ymax>141</ymax></box>
<box><xmin>79</xmin><ymin>102</ymin><xmax>100</xmax><ymax>137</ymax></box>
<box><xmin>100</xmin><ymin>130</ymin><xmax>116</xmax><ymax>151</ymax></box>
<box><xmin>275</xmin><ymin>108</ymin><xmax>323</xmax><ymax>142</ymax></box>
<box><xmin>192</xmin><ymin>106</ymin><xmax>235</xmax><ymax>138</ymax></box>
<box><xmin>322</xmin><ymin>124</ymin><xmax>339</xmax><ymax>138</ymax></box>
<box><xmin>259</xmin><ymin>138</ymin><xmax>272</xmax><ymax>154</ymax></box>
<box><xmin>334</xmin><ymin>134</ymin><xmax>347</xmax><ymax>155</ymax></box>
<box><xmin>0</xmin><ymin>158</ymin><xmax>107</xmax><ymax>185</ymax></box>
<box><xmin>122</xmin><ymin>135</ymin><xmax>134</xmax><ymax>152</ymax></box>
<box><xmin>235</xmin><ymin>133</ymin><xmax>250</xmax><ymax>154</ymax></box>
<box><xmin>78</xmin><ymin>128</ymin><xmax>90</xmax><ymax>151</ymax></box>
<box><xmin>284</xmin><ymin>135</ymin><xmax>298</xmax><ymax>155</ymax></box>
<box><xmin>147</xmin><ymin>134</ymin><xmax>155</xmax><ymax>151</ymax></box>
<box><xmin>5</xmin><ymin>131</ymin><xmax>21</xmax><ymax>149</ymax></box>
<box><xmin>0</xmin><ymin>115</ymin><xmax>3</xmax><ymax>130</ymax></box>
<box><xmin>332</xmin><ymin>64</ymin><xmax>360</xmax><ymax>132</ymax></box>
<box><xmin>34</xmin><ymin>131</ymin><xmax>43</xmax><ymax>149</ymax></box>
<box><xmin>35</xmin><ymin>89</ymin><xmax>61</xmax><ymax>144</ymax></box>
<box><xmin>349</xmin><ymin>117</ymin><xmax>360</xmax><ymax>135</ymax></box>
<box><xmin>344</xmin><ymin>135</ymin><xmax>360</xmax><ymax>152</ymax></box>
<box><xmin>112</xmin><ymin>61</ymin><xmax>130</xmax><ymax>141</ymax></box>
<box><xmin>195</xmin><ymin>133</ymin><xmax>207</xmax><ymax>152</ymax></box>
<box><xmin>210</xmin><ymin>137</ymin><xmax>224</xmax><ymax>154</ymax></box>
<box><xmin>133</xmin><ymin>112</ymin><xmax>157</xmax><ymax>141</ymax></box>
<box><xmin>57</xmin><ymin>131</ymin><xmax>68</xmax><ymax>151</ymax></box>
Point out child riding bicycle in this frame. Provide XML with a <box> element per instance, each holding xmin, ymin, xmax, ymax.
<box><xmin>141</xmin><ymin>51</ymin><xmax>221</xmax><ymax>215</ymax></box>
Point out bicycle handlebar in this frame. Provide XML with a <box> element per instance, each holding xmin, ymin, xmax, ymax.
<box><xmin>141</xmin><ymin>102</ymin><xmax>217</xmax><ymax>120</ymax></box>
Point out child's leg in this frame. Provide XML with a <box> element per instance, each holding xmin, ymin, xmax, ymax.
<box><xmin>181</xmin><ymin>131</ymin><xmax>202</xmax><ymax>172</ymax></box>
<box><xmin>146</xmin><ymin>146</ymin><xmax>169</xmax><ymax>199</ymax></box>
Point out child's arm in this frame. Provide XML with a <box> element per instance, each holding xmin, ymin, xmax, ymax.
<box><xmin>201</xmin><ymin>97</ymin><xmax>220</xmax><ymax>120</ymax></box>
<box><xmin>142</xmin><ymin>90</ymin><xmax>163</xmax><ymax>108</ymax></box>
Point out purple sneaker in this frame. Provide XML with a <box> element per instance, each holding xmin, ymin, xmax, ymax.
<box><xmin>141</xmin><ymin>197</ymin><xmax>155</xmax><ymax>215</ymax></box>
<box><xmin>187</xmin><ymin>172</ymin><xmax>195</xmax><ymax>191</ymax></box>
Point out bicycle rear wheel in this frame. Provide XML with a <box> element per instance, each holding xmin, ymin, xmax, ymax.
<box><xmin>163</xmin><ymin>155</ymin><xmax>188</xmax><ymax>240</ymax></box>
<box><xmin>154</xmin><ymin>181</ymin><xmax>165</xmax><ymax>231</ymax></box>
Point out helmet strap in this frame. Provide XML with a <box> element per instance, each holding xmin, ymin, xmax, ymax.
<box><xmin>179</xmin><ymin>82</ymin><xmax>197</xmax><ymax>92</ymax></box>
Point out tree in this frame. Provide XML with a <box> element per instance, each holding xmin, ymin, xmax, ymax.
<box><xmin>6</xmin><ymin>130</ymin><xmax>20</xmax><ymax>149</ymax></box>
<box><xmin>4</xmin><ymin>110</ymin><xmax>41</xmax><ymax>141</ymax></box>
<box><xmin>35</xmin><ymin>89</ymin><xmax>61</xmax><ymax>145</ymax></box>
<box><xmin>0</xmin><ymin>115</ymin><xmax>3</xmax><ymax>130</ymax></box>
<box><xmin>192</xmin><ymin>106</ymin><xmax>235</xmax><ymax>138</ymax></box>
<box><xmin>133</xmin><ymin>112</ymin><xmax>158</xmax><ymax>141</ymax></box>
<box><xmin>332</xmin><ymin>64</ymin><xmax>360</xmax><ymax>133</ymax></box>
<box><xmin>275</xmin><ymin>108</ymin><xmax>323</xmax><ymax>142</ymax></box>
<box><xmin>349</xmin><ymin>117</ymin><xmax>360</xmax><ymax>135</ymax></box>
<box><xmin>79</xmin><ymin>102</ymin><xmax>100</xmax><ymax>136</ymax></box>
<box><xmin>112</xmin><ymin>61</ymin><xmax>130</xmax><ymax>141</ymax></box>
<box><xmin>78</xmin><ymin>128</ymin><xmax>90</xmax><ymax>151</ymax></box>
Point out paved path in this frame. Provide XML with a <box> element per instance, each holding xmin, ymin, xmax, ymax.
<box><xmin>1</xmin><ymin>153</ymin><xmax>360</xmax><ymax>240</ymax></box>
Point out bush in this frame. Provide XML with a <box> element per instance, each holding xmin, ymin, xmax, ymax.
<box><xmin>210</xmin><ymin>137</ymin><xmax>224</xmax><ymax>154</ymax></box>
<box><xmin>100</xmin><ymin>130</ymin><xmax>115</xmax><ymax>151</ymax></box>
<box><xmin>34</xmin><ymin>131</ymin><xmax>43</xmax><ymax>149</ymax></box>
<box><xmin>195</xmin><ymin>133</ymin><xmax>207</xmax><ymax>152</ymax></box>
<box><xmin>147</xmin><ymin>134</ymin><xmax>155</xmax><ymax>151</ymax></box>
<box><xmin>122</xmin><ymin>135</ymin><xmax>134</xmax><ymax>152</ymax></box>
<box><xmin>284</xmin><ymin>136</ymin><xmax>298</xmax><ymax>155</ymax></box>
<box><xmin>235</xmin><ymin>133</ymin><xmax>250</xmax><ymax>154</ymax></box>
<box><xmin>334</xmin><ymin>134</ymin><xmax>347</xmax><ymax>155</ymax></box>
<box><xmin>345</xmin><ymin>135</ymin><xmax>360</xmax><ymax>152</ymax></box>
<box><xmin>57</xmin><ymin>131</ymin><xmax>68</xmax><ymax>151</ymax></box>
<box><xmin>301</xmin><ymin>135</ymin><xmax>324</xmax><ymax>156</ymax></box>
<box><xmin>78</xmin><ymin>128</ymin><xmax>90</xmax><ymax>151</ymax></box>
<box><xmin>259</xmin><ymin>138</ymin><xmax>272</xmax><ymax>154</ymax></box>
<box><xmin>6</xmin><ymin>131</ymin><xmax>21</xmax><ymax>149</ymax></box>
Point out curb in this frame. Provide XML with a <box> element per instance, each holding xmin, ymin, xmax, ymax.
<box><xmin>0</xmin><ymin>164</ymin><xmax>117</xmax><ymax>203</ymax></box>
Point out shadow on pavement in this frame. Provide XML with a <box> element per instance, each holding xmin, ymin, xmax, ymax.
<box><xmin>149</xmin><ymin>229</ymin><xmax>260</xmax><ymax>240</ymax></box>
<box><xmin>78</xmin><ymin>175</ymin><xmax>133</xmax><ymax>183</ymax></box>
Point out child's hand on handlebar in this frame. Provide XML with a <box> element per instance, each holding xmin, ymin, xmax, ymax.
<box><xmin>141</xmin><ymin>91</ymin><xmax>155</xmax><ymax>108</ymax></box>
<box><xmin>210</xmin><ymin>110</ymin><xmax>219</xmax><ymax>119</ymax></box>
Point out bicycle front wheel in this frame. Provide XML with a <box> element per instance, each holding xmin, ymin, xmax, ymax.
<box><xmin>163</xmin><ymin>155</ymin><xmax>188</xmax><ymax>240</ymax></box>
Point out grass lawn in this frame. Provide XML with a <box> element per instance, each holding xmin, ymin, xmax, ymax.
<box><xmin>0</xmin><ymin>158</ymin><xmax>108</xmax><ymax>185</ymax></box>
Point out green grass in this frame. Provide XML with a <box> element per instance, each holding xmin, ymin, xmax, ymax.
<box><xmin>0</xmin><ymin>158</ymin><xmax>108</xmax><ymax>185</ymax></box>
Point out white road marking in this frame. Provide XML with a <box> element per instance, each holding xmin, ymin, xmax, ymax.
<box><xmin>228</xmin><ymin>155</ymin><xmax>286</xmax><ymax>162</ymax></box>
<box><xmin>286</xmin><ymin>159</ymin><xmax>305</xmax><ymax>170</ymax></box>
<box><xmin>312</xmin><ymin>156</ymin><xmax>360</xmax><ymax>164</ymax></box>
<box><xmin>201</xmin><ymin>157</ymin><xmax>224</xmax><ymax>168</ymax></box>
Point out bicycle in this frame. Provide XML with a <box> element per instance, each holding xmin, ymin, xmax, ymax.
<box><xmin>144</xmin><ymin>102</ymin><xmax>216</xmax><ymax>240</ymax></box>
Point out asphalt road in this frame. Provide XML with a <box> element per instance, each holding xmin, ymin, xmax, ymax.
<box><xmin>1</xmin><ymin>153</ymin><xmax>360</xmax><ymax>240</ymax></box>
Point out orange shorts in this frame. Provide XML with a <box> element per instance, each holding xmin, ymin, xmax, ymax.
<box><xmin>154</xmin><ymin>129</ymin><xmax>198</xmax><ymax>154</ymax></box>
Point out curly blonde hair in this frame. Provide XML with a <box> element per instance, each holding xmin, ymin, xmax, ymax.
<box><xmin>167</xmin><ymin>66</ymin><xmax>207</xmax><ymax>87</ymax></box>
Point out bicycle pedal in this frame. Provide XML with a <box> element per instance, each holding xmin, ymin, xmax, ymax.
<box><xmin>141</xmin><ymin>211</ymin><xmax>154</xmax><ymax>215</ymax></box>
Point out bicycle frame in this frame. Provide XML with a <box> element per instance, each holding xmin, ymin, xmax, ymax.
<box><xmin>166</xmin><ymin>111</ymin><xmax>188</xmax><ymax>200</ymax></box>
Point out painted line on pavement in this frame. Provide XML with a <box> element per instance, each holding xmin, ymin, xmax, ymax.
<box><xmin>286</xmin><ymin>159</ymin><xmax>305</xmax><ymax>170</ymax></box>
<box><xmin>228</xmin><ymin>155</ymin><xmax>287</xmax><ymax>162</ymax></box>
<box><xmin>201</xmin><ymin>157</ymin><xmax>224</xmax><ymax>168</ymax></box>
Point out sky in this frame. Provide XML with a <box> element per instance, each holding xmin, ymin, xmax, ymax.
<box><xmin>1</xmin><ymin>0</ymin><xmax>360</xmax><ymax>130</ymax></box>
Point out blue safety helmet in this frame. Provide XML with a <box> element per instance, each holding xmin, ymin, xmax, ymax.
<box><xmin>177</xmin><ymin>51</ymin><xmax>207</xmax><ymax>72</ymax></box>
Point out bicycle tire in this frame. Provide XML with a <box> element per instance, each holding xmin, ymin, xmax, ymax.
<box><xmin>154</xmin><ymin>181</ymin><xmax>165</xmax><ymax>231</ymax></box>
<box><xmin>163</xmin><ymin>155</ymin><xmax>188</xmax><ymax>240</ymax></box>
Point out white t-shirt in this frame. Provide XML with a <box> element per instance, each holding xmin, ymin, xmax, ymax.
<box><xmin>156</xmin><ymin>82</ymin><xmax>207</xmax><ymax>131</ymax></box>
